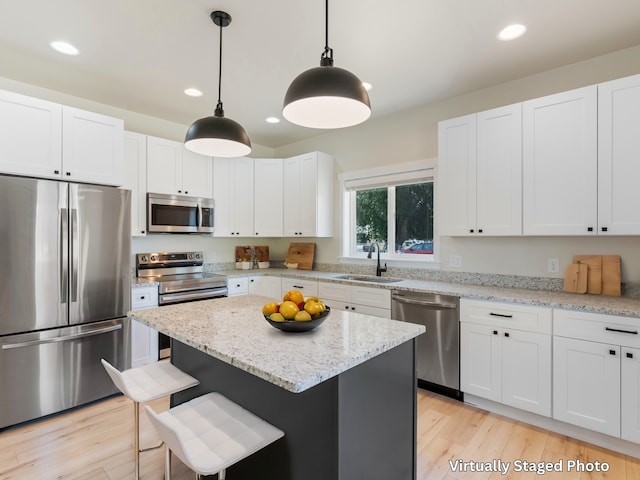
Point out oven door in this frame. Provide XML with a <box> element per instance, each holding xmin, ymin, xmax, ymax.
<box><xmin>147</xmin><ymin>193</ymin><xmax>209</xmax><ymax>233</ymax></box>
<box><xmin>159</xmin><ymin>286</ymin><xmax>228</xmax><ymax>305</ymax></box>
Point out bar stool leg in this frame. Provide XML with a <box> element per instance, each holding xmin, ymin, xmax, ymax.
<box><xmin>165</xmin><ymin>444</ymin><xmax>172</xmax><ymax>480</ymax></box>
<box><xmin>134</xmin><ymin>401</ymin><xmax>140</xmax><ymax>480</ymax></box>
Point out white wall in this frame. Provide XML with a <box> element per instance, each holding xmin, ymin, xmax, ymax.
<box><xmin>274</xmin><ymin>44</ymin><xmax>640</xmax><ymax>283</ymax></box>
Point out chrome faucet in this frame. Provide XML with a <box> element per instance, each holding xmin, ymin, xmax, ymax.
<box><xmin>367</xmin><ymin>243</ymin><xmax>387</xmax><ymax>276</ymax></box>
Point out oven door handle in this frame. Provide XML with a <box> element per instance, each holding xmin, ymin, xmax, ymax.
<box><xmin>159</xmin><ymin>288</ymin><xmax>228</xmax><ymax>305</ymax></box>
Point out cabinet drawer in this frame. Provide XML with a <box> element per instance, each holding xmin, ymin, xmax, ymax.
<box><xmin>227</xmin><ymin>277</ymin><xmax>249</xmax><ymax>296</ymax></box>
<box><xmin>351</xmin><ymin>286</ymin><xmax>391</xmax><ymax>309</ymax></box>
<box><xmin>281</xmin><ymin>278</ymin><xmax>318</xmax><ymax>297</ymax></box>
<box><xmin>318</xmin><ymin>281</ymin><xmax>351</xmax><ymax>302</ymax></box>
<box><xmin>461</xmin><ymin>299</ymin><xmax>552</xmax><ymax>334</ymax></box>
<box><xmin>554</xmin><ymin>309</ymin><xmax>640</xmax><ymax>348</ymax></box>
<box><xmin>131</xmin><ymin>286</ymin><xmax>158</xmax><ymax>309</ymax></box>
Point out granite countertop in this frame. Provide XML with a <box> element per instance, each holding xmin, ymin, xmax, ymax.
<box><xmin>129</xmin><ymin>294</ymin><xmax>425</xmax><ymax>393</ymax></box>
<box><xmin>218</xmin><ymin>268</ymin><xmax>640</xmax><ymax>319</ymax></box>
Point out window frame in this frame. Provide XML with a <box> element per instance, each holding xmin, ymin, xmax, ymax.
<box><xmin>339</xmin><ymin>159</ymin><xmax>438</xmax><ymax>264</ymax></box>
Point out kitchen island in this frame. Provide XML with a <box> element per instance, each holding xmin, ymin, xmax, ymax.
<box><xmin>129</xmin><ymin>294</ymin><xmax>425</xmax><ymax>480</ymax></box>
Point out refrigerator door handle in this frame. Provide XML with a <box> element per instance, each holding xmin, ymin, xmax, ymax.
<box><xmin>1</xmin><ymin>324</ymin><xmax>123</xmax><ymax>350</ymax></box>
<box><xmin>60</xmin><ymin>207</ymin><xmax>68</xmax><ymax>303</ymax></box>
<box><xmin>70</xmin><ymin>208</ymin><xmax>79</xmax><ymax>302</ymax></box>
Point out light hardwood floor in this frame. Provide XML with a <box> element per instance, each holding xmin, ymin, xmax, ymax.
<box><xmin>1</xmin><ymin>390</ymin><xmax>639</xmax><ymax>479</ymax></box>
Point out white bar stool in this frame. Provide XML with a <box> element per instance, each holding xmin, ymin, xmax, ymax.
<box><xmin>145</xmin><ymin>392</ymin><xmax>285</xmax><ymax>480</ymax></box>
<box><xmin>101</xmin><ymin>359</ymin><xmax>200</xmax><ymax>480</ymax></box>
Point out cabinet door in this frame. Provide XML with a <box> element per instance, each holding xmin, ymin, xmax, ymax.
<box><xmin>460</xmin><ymin>323</ymin><xmax>501</xmax><ymax>402</ymax></box>
<box><xmin>181</xmin><ymin>147</ymin><xmax>213</xmax><ymax>198</ymax></box>
<box><xmin>622</xmin><ymin>347</ymin><xmax>640</xmax><ymax>443</ymax></box>
<box><xmin>123</xmin><ymin>132</ymin><xmax>147</xmax><ymax>236</ymax></box>
<box><xmin>131</xmin><ymin>286</ymin><xmax>158</xmax><ymax>368</ymax></box>
<box><xmin>523</xmin><ymin>86</ymin><xmax>598</xmax><ymax>235</ymax></box>
<box><xmin>62</xmin><ymin>107</ymin><xmax>124</xmax><ymax>186</ymax></box>
<box><xmin>232</xmin><ymin>157</ymin><xmax>254</xmax><ymax>236</ymax></box>
<box><xmin>476</xmin><ymin>104</ymin><xmax>522</xmax><ymax>235</ymax></box>
<box><xmin>438</xmin><ymin>114</ymin><xmax>476</xmax><ymax>236</ymax></box>
<box><xmin>0</xmin><ymin>89</ymin><xmax>62</xmax><ymax>179</ymax></box>
<box><xmin>248</xmin><ymin>276</ymin><xmax>281</xmax><ymax>300</ymax></box>
<box><xmin>553</xmin><ymin>336</ymin><xmax>620</xmax><ymax>437</ymax></box>
<box><xmin>146</xmin><ymin>136</ymin><xmax>182</xmax><ymax>195</ymax></box>
<box><xmin>283</xmin><ymin>156</ymin><xmax>303</xmax><ymax>236</ymax></box>
<box><xmin>254</xmin><ymin>158</ymin><xmax>283</xmax><ymax>237</ymax></box>
<box><xmin>281</xmin><ymin>278</ymin><xmax>318</xmax><ymax>297</ymax></box>
<box><xmin>227</xmin><ymin>277</ymin><xmax>249</xmax><ymax>296</ymax></box>
<box><xmin>598</xmin><ymin>74</ymin><xmax>640</xmax><ymax>235</ymax></box>
<box><xmin>212</xmin><ymin>157</ymin><xmax>234</xmax><ymax>236</ymax></box>
<box><xmin>501</xmin><ymin>329</ymin><xmax>551</xmax><ymax>416</ymax></box>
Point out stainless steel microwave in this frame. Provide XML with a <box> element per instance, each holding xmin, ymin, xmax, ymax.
<box><xmin>147</xmin><ymin>192</ymin><xmax>214</xmax><ymax>234</ymax></box>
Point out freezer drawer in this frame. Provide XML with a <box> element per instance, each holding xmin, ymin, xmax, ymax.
<box><xmin>0</xmin><ymin>318</ymin><xmax>130</xmax><ymax>429</ymax></box>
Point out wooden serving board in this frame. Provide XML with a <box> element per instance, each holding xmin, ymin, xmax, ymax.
<box><xmin>254</xmin><ymin>246</ymin><xmax>269</xmax><ymax>262</ymax></box>
<box><xmin>285</xmin><ymin>242</ymin><xmax>315</xmax><ymax>270</ymax></box>
<box><xmin>563</xmin><ymin>263</ymin><xmax>588</xmax><ymax>294</ymax></box>
<box><xmin>572</xmin><ymin>255</ymin><xmax>602</xmax><ymax>294</ymax></box>
<box><xmin>601</xmin><ymin>255</ymin><xmax>621</xmax><ymax>296</ymax></box>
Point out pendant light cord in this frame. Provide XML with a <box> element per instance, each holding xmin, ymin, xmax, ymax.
<box><xmin>321</xmin><ymin>0</ymin><xmax>333</xmax><ymax>66</ymax></box>
<box><xmin>215</xmin><ymin>19</ymin><xmax>224</xmax><ymax>117</ymax></box>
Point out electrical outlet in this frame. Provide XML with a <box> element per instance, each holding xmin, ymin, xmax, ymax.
<box><xmin>548</xmin><ymin>258</ymin><xmax>559</xmax><ymax>273</ymax></box>
<box><xmin>449</xmin><ymin>255</ymin><xmax>463</xmax><ymax>268</ymax></box>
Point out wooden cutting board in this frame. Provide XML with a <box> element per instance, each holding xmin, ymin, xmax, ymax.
<box><xmin>601</xmin><ymin>255</ymin><xmax>621</xmax><ymax>296</ymax></box>
<box><xmin>572</xmin><ymin>255</ymin><xmax>602</xmax><ymax>294</ymax></box>
<box><xmin>285</xmin><ymin>242</ymin><xmax>315</xmax><ymax>270</ymax></box>
<box><xmin>254</xmin><ymin>246</ymin><xmax>269</xmax><ymax>262</ymax></box>
<box><xmin>563</xmin><ymin>263</ymin><xmax>588</xmax><ymax>293</ymax></box>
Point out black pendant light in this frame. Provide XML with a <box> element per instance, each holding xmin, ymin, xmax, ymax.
<box><xmin>282</xmin><ymin>0</ymin><xmax>371</xmax><ymax>129</ymax></box>
<box><xmin>185</xmin><ymin>11</ymin><xmax>251</xmax><ymax>157</ymax></box>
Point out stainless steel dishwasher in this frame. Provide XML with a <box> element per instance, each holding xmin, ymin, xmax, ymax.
<box><xmin>391</xmin><ymin>291</ymin><xmax>462</xmax><ymax>400</ymax></box>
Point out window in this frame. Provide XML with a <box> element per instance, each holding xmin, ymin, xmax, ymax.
<box><xmin>341</xmin><ymin>160</ymin><xmax>435</xmax><ymax>260</ymax></box>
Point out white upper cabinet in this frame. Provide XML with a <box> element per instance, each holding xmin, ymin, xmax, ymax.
<box><xmin>213</xmin><ymin>156</ymin><xmax>254</xmax><ymax>237</ymax></box>
<box><xmin>438</xmin><ymin>104</ymin><xmax>521</xmax><ymax>236</ymax></box>
<box><xmin>283</xmin><ymin>151</ymin><xmax>333</xmax><ymax>237</ymax></box>
<box><xmin>253</xmin><ymin>158</ymin><xmax>283</xmax><ymax>237</ymax></box>
<box><xmin>0</xmin><ymin>90</ymin><xmax>62</xmax><ymax>179</ymax></box>
<box><xmin>0</xmin><ymin>89</ymin><xmax>123</xmax><ymax>186</ymax></box>
<box><xmin>122</xmin><ymin>131</ymin><xmax>148</xmax><ymax>236</ymax></box>
<box><xmin>598</xmin><ymin>73</ymin><xmax>640</xmax><ymax>235</ymax></box>
<box><xmin>522</xmin><ymin>86</ymin><xmax>598</xmax><ymax>235</ymax></box>
<box><xmin>62</xmin><ymin>107</ymin><xmax>124</xmax><ymax>186</ymax></box>
<box><xmin>146</xmin><ymin>136</ymin><xmax>212</xmax><ymax>198</ymax></box>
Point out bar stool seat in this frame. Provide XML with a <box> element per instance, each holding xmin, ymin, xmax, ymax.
<box><xmin>101</xmin><ymin>359</ymin><xmax>200</xmax><ymax>479</ymax></box>
<box><xmin>145</xmin><ymin>392</ymin><xmax>284</xmax><ymax>479</ymax></box>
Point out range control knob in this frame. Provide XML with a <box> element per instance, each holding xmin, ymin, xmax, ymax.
<box><xmin>140</xmin><ymin>255</ymin><xmax>148</xmax><ymax>262</ymax></box>
<box><xmin>187</xmin><ymin>253</ymin><xmax>194</xmax><ymax>260</ymax></box>
<box><xmin>195</xmin><ymin>252</ymin><xmax>202</xmax><ymax>260</ymax></box>
<box><xmin>150</xmin><ymin>254</ymin><xmax>158</xmax><ymax>262</ymax></box>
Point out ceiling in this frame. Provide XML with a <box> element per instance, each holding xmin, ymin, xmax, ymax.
<box><xmin>1</xmin><ymin>0</ymin><xmax>640</xmax><ymax>149</ymax></box>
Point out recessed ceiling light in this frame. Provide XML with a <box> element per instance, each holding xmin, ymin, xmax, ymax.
<box><xmin>184</xmin><ymin>88</ymin><xmax>203</xmax><ymax>97</ymax></box>
<box><xmin>498</xmin><ymin>24</ymin><xmax>527</xmax><ymax>41</ymax></box>
<box><xmin>362</xmin><ymin>82</ymin><xmax>373</xmax><ymax>91</ymax></box>
<box><xmin>50</xmin><ymin>41</ymin><xmax>79</xmax><ymax>56</ymax></box>
<box><xmin>265</xmin><ymin>117</ymin><xmax>280</xmax><ymax>124</ymax></box>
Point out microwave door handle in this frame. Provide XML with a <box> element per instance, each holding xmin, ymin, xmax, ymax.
<box><xmin>60</xmin><ymin>208</ymin><xmax>68</xmax><ymax>303</ymax></box>
<box><xmin>198</xmin><ymin>203</ymin><xmax>203</xmax><ymax>230</ymax></box>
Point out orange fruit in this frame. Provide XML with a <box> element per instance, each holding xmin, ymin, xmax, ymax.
<box><xmin>279</xmin><ymin>300</ymin><xmax>300</xmax><ymax>320</ymax></box>
<box><xmin>283</xmin><ymin>290</ymin><xmax>304</xmax><ymax>304</ymax></box>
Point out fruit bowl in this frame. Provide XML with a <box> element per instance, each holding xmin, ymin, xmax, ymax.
<box><xmin>264</xmin><ymin>306</ymin><xmax>331</xmax><ymax>332</ymax></box>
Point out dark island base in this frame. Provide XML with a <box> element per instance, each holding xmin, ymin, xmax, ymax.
<box><xmin>171</xmin><ymin>339</ymin><xmax>418</xmax><ymax>480</ymax></box>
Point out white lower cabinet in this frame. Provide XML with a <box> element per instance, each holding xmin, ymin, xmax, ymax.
<box><xmin>131</xmin><ymin>286</ymin><xmax>159</xmax><ymax>368</ymax></box>
<box><xmin>553</xmin><ymin>309</ymin><xmax>640</xmax><ymax>442</ymax></box>
<box><xmin>248</xmin><ymin>275</ymin><xmax>282</xmax><ymax>300</ymax></box>
<box><xmin>460</xmin><ymin>299</ymin><xmax>552</xmax><ymax>416</ymax></box>
<box><xmin>227</xmin><ymin>277</ymin><xmax>249</xmax><ymax>296</ymax></box>
<box><xmin>318</xmin><ymin>282</ymin><xmax>391</xmax><ymax>318</ymax></box>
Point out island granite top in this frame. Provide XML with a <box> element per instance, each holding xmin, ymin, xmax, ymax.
<box><xmin>129</xmin><ymin>294</ymin><xmax>425</xmax><ymax>393</ymax></box>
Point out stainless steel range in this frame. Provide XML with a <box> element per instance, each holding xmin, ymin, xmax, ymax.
<box><xmin>136</xmin><ymin>251</ymin><xmax>227</xmax><ymax>358</ymax></box>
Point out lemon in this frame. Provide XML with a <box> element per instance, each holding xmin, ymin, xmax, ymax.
<box><xmin>279</xmin><ymin>300</ymin><xmax>300</xmax><ymax>320</ymax></box>
<box><xmin>262</xmin><ymin>302</ymin><xmax>279</xmax><ymax>315</ymax></box>
<box><xmin>269</xmin><ymin>312</ymin><xmax>285</xmax><ymax>322</ymax></box>
<box><xmin>294</xmin><ymin>310</ymin><xmax>312</xmax><ymax>322</ymax></box>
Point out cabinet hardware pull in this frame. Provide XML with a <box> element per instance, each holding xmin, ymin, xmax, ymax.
<box><xmin>489</xmin><ymin>312</ymin><xmax>513</xmax><ymax>318</ymax></box>
<box><xmin>627</xmin><ymin>352</ymin><xmax>634</xmax><ymax>359</ymax></box>
<box><xmin>469</xmin><ymin>229</ymin><xmax>474</xmax><ymax>233</ymax></box>
<box><xmin>609</xmin><ymin>349</ymin><xmax>616</xmax><ymax>356</ymax></box>
<box><xmin>54</xmin><ymin>169</ymin><xmax>60</xmax><ymax>174</ymax></box>
<box><xmin>140</xmin><ymin>296</ymin><xmax>145</xmax><ymax>300</ymax></box>
<box><xmin>504</xmin><ymin>332</ymin><xmax>510</xmax><ymax>337</ymax></box>
<box><xmin>293</xmin><ymin>285</ymin><xmax>304</xmax><ymax>289</ymax></box>
<box><xmin>605</xmin><ymin>327</ymin><xmax>638</xmax><ymax>335</ymax></box>
<box><xmin>587</xmin><ymin>227</ymin><xmax>593</xmax><ymax>231</ymax></box>
<box><xmin>601</xmin><ymin>227</ymin><xmax>608</xmax><ymax>232</ymax></box>
<box><xmin>478</xmin><ymin>229</ymin><xmax>483</xmax><ymax>233</ymax></box>
<box><xmin>66</xmin><ymin>172</ymin><xmax>71</xmax><ymax>176</ymax></box>
<box><xmin>493</xmin><ymin>330</ymin><xmax>498</xmax><ymax>335</ymax></box>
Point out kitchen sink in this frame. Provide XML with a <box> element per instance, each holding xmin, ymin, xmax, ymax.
<box><xmin>333</xmin><ymin>274</ymin><xmax>404</xmax><ymax>284</ymax></box>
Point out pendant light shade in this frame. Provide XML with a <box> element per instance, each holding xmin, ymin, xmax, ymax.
<box><xmin>283</xmin><ymin>0</ymin><xmax>371</xmax><ymax>129</ymax></box>
<box><xmin>185</xmin><ymin>11</ymin><xmax>251</xmax><ymax>157</ymax></box>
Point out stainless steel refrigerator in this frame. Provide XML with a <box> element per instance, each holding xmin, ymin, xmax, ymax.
<box><xmin>0</xmin><ymin>175</ymin><xmax>131</xmax><ymax>429</ymax></box>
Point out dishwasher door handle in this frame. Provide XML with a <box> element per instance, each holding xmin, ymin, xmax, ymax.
<box><xmin>392</xmin><ymin>294</ymin><xmax>458</xmax><ymax>309</ymax></box>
